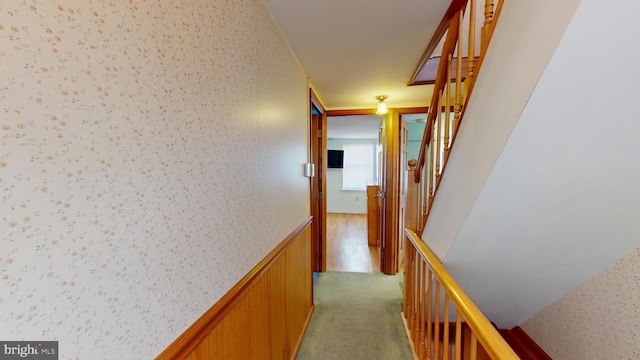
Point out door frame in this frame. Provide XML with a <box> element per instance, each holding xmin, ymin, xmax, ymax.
<box><xmin>323</xmin><ymin>109</ymin><xmax>378</xmax><ymax>272</ymax></box>
<box><xmin>315</xmin><ymin>106</ymin><xmax>427</xmax><ymax>275</ymax></box>
<box><xmin>380</xmin><ymin>107</ymin><xmax>428</xmax><ymax>275</ymax></box>
<box><xmin>379</xmin><ymin>109</ymin><xmax>398</xmax><ymax>274</ymax></box>
<box><xmin>389</xmin><ymin>107</ymin><xmax>429</xmax><ymax>275</ymax></box>
<box><xmin>310</xmin><ymin>89</ymin><xmax>327</xmax><ymax>272</ymax></box>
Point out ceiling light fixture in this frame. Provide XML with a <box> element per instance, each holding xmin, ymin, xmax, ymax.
<box><xmin>376</xmin><ymin>95</ymin><xmax>388</xmax><ymax>115</ymax></box>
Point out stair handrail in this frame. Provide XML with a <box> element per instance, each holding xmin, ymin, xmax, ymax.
<box><xmin>409</xmin><ymin>0</ymin><xmax>503</xmax><ymax>235</ymax></box>
<box><xmin>404</xmin><ymin>228</ymin><xmax>520</xmax><ymax>359</ymax></box>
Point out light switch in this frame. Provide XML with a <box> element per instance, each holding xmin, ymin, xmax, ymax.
<box><xmin>303</xmin><ymin>163</ymin><xmax>315</xmax><ymax>177</ymax></box>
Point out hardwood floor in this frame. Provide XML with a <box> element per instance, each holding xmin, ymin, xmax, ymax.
<box><xmin>326</xmin><ymin>213</ymin><xmax>380</xmax><ymax>273</ymax></box>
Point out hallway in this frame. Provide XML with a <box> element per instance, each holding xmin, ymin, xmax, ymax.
<box><xmin>326</xmin><ymin>213</ymin><xmax>379</xmax><ymax>273</ymax></box>
<box><xmin>297</xmin><ymin>271</ymin><xmax>411</xmax><ymax>360</ymax></box>
<box><xmin>298</xmin><ymin>214</ymin><xmax>409</xmax><ymax>359</ymax></box>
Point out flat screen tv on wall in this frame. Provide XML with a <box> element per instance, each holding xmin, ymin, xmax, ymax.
<box><xmin>327</xmin><ymin>150</ymin><xmax>344</xmax><ymax>169</ymax></box>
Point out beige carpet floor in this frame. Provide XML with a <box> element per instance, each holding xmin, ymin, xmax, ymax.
<box><xmin>297</xmin><ymin>271</ymin><xmax>413</xmax><ymax>360</ymax></box>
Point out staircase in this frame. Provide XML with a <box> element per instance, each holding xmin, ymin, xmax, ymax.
<box><xmin>406</xmin><ymin>0</ymin><xmax>640</xmax><ymax>358</ymax></box>
<box><xmin>404</xmin><ymin>228</ymin><xmax>556</xmax><ymax>359</ymax></box>
<box><xmin>498</xmin><ymin>327</ymin><xmax>551</xmax><ymax>360</ymax></box>
<box><xmin>402</xmin><ymin>0</ymin><xmax>576</xmax><ymax>358</ymax></box>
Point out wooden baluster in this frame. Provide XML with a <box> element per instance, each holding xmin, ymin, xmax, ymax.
<box><xmin>416</xmin><ymin>175</ymin><xmax>420</xmax><ymax>234</ymax></box>
<box><xmin>423</xmin><ymin>162</ymin><xmax>429</xmax><ymax>227</ymax></box>
<box><xmin>436</xmin><ymin>89</ymin><xmax>445</xmax><ymax>172</ymax></box>
<box><xmin>416</xmin><ymin>249</ymin><xmax>421</xmax><ymax>345</ymax></box>
<box><xmin>405</xmin><ymin>245</ymin><xmax>410</xmax><ymax>328</ymax></box>
<box><xmin>455</xmin><ymin>313</ymin><xmax>462</xmax><ymax>360</ymax></box>
<box><xmin>429</xmin><ymin>149</ymin><xmax>435</xmax><ymax>210</ymax></box>
<box><xmin>420</xmin><ymin>162</ymin><xmax>424</xmax><ymax>214</ymax></box>
<box><xmin>426</xmin><ymin>269</ymin><xmax>433</xmax><ymax>359</ymax></box>
<box><xmin>466</xmin><ymin>0</ymin><xmax>476</xmax><ymax>92</ymax></box>
<box><xmin>410</xmin><ymin>252</ymin><xmax>417</xmax><ymax>346</ymax></box>
<box><xmin>418</xmin><ymin>258</ymin><xmax>424</xmax><ymax>350</ymax></box>
<box><xmin>421</xmin><ymin>152</ymin><xmax>425</xmax><ymax>214</ymax></box>
<box><xmin>412</xmin><ymin>255</ymin><xmax>417</xmax><ymax>356</ymax></box>
<box><xmin>418</xmin><ymin>180</ymin><xmax>423</xmax><ymax>233</ymax></box>
<box><xmin>411</xmin><ymin>243</ymin><xmax>416</xmax><ymax>320</ymax></box>
<box><xmin>414</xmin><ymin>258</ymin><xmax>420</xmax><ymax>354</ymax></box>
<box><xmin>444</xmin><ymin>54</ymin><xmax>452</xmax><ymax>155</ymax></box>
<box><xmin>443</xmin><ymin>295</ymin><xmax>450</xmax><ymax>360</ymax></box>
<box><xmin>415</xmin><ymin>251</ymin><xmax>420</xmax><ymax>348</ymax></box>
<box><xmin>429</xmin><ymin>132</ymin><xmax>435</xmax><ymax>200</ymax></box>
<box><xmin>435</xmin><ymin>90</ymin><xmax>443</xmax><ymax>178</ymax></box>
<box><xmin>482</xmin><ymin>0</ymin><xmax>495</xmax><ymax>46</ymax></box>
<box><xmin>419</xmin><ymin>165</ymin><xmax>425</xmax><ymax>230</ymax></box>
<box><xmin>407</xmin><ymin>251</ymin><xmax>412</xmax><ymax>341</ymax></box>
<box><xmin>404</xmin><ymin>241</ymin><xmax>412</xmax><ymax>325</ymax></box>
<box><xmin>418</xmin><ymin>260</ymin><xmax>426</xmax><ymax>359</ymax></box>
<box><xmin>454</xmin><ymin>9</ymin><xmax>464</xmax><ymax>136</ymax></box>
<box><xmin>434</xmin><ymin>281</ymin><xmax>441</xmax><ymax>359</ymax></box>
<box><xmin>424</xmin><ymin>149</ymin><xmax>429</xmax><ymax>202</ymax></box>
<box><xmin>406</xmin><ymin>160</ymin><xmax>419</xmax><ymax>232</ymax></box>
<box><xmin>470</xmin><ymin>332</ymin><xmax>478</xmax><ymax>360</ymax></box>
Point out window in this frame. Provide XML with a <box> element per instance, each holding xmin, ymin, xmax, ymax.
<box><xmin>342</xmin><ymin>143</ymin><xmax>376</xmax><ymax>190</ymax></box>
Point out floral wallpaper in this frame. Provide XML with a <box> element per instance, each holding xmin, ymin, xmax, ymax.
<box><xmin>0</xmin><ymin>0</ymin><xmax>309</xmax><ymax>358</ymax></box>
<box><xmin>521</xmin><ymin>246</ymin><xmax>640</xmax><ymax>359</ymax></box>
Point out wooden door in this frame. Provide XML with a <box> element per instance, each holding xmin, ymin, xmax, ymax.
<box><xmin>309</xmin><ymin>90</ymin><xmax>327</xmax><ymax>272</ymax></box>
<box><xmin>382</xmin><ymin>109</ymin><xmax>400</xmax><ymax>275</ymax></box>
<box><xmin>366</xmin><ymin>185</ymin><xmax>379</xmax><ymax>247</ymax></box>
<box><xmin>376</xmin><ymin>127</ymin><xmax>385</xmax><ymax>272</ymax></box>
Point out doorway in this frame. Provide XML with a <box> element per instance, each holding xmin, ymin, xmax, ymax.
<box><xmin>310</xmin><ymin>101</ymin><xmax>428</xmax><ymax>275</ymax></box>
<box><xmin>376</xmin><ymin>107</ymin><xmax>428</xmax><ymax>275</ymax></box>
<box><xmin>309</xmin><ymin>90</ymin><xmax>326</xmax><ymax>273</ymax></box>
<box><xmin>325</xmin><ymin>113</ymin><xmax>382</xmax><ymax>273</ymax></box>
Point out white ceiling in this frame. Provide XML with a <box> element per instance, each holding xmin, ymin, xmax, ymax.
<box><xmin>264</xmin><ymin>0</ymin><xmax>451</xmax><ymax>110</ymax></box>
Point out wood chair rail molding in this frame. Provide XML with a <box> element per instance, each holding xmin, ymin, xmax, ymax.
<box><xmin>156</xmin><ymin>216</ymin><xmax>313</xmax><ymax>360</ymax></box>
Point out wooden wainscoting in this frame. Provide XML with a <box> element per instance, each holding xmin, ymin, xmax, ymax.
<box><xmin>156</xmin><ymin>216</ymin><xmax>313</xmax><ymax>360</ymax></box>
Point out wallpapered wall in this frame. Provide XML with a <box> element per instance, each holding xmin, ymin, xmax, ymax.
<box><xmin>521</xmin><ymin>246</ymin><xmax>640</xmax><ymax>359</ymax></box>
<box><xmin>0</xmin><ymin>1</ymin><xmax>309</xmax><ymax>358</ymax></box>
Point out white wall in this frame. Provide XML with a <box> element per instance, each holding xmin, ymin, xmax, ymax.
<box><xmin>423</xmin><ymin>0</ymin><xmax>581</xmax><ymax>260</ymax></box>
<box><xmin>0</xmin><ymin>1</ymin><xmax>309</xmax><ymax>357</ymax></box>
<box><xmin>326</xmin><ymin>139</ymin><xmax>377</xmax><ymax>214</ymax></box>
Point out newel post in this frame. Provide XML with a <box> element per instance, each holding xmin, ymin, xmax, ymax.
<box><xmin>406</xmin><ymin>159</ymin><xmax>419</xmax><ymax>232</ymax></box>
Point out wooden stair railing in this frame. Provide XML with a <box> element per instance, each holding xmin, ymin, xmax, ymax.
<box><xmin>402</xmin><ymin>3</ymin><xmax>550</xmax><ymax>359</ymax></box>
<box><xmin>403</xmin><ymin>228</ymin><xmax>519</xmax><ymax>360</ymax></box>
<box><xmin>408</xmin><ymin>0</ymin><xmax>503</xmax><ymax>236</ymax></box>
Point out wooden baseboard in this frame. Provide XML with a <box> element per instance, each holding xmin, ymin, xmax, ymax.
<box><xmin>290</xmin><ymin>304</ymin><xmax>314</xmax><ymax>360</ymax></box>
<box><xmin>401</xmin><ymin>312</ymin><xmax>420</xmax><ymax>360</ymax></box>
<box><xmin>499</xmin><ymin>326</ymin><xmax>552</xmax><ymax>360</ymax></box>
<box><xmin>156</xmin><ymin>216</ymin><xmax>313</xmax><ymax>359</ymax></box>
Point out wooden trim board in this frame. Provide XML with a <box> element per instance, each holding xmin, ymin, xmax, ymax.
<box><xmin>157</xmin><ymin>216</ymin><xmax>313</xmax><ymax>359</ymax></box>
